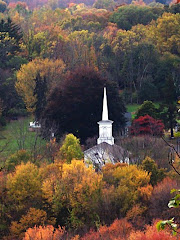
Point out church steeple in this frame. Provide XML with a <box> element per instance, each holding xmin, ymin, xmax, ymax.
<box><xmin>97</xmin><ymin>87</ymin><xmax>114</xmax><ymax>145</ymax></box>
<box><xmin>102</xmin><ymin>87</ymin><xmax>109</xmax><ymax>121</ymax></box>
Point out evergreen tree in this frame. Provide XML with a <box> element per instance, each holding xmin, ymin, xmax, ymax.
<box><xmin>135</xmin><ymin>101</ymin><xmax>159</xmax><ymax>119</ymax></box>
<box><xmin>33</xmin><ymin>74</ymin><xmax>47</xmax><ymax>121</ymax></box>
<box><xmin>160</xmin><ymin>75</ymin><xmax>177</xmax><ymax>138</ymax></box>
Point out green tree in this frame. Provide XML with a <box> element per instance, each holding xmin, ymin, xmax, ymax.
<box><xmin>5</xmin><ymin>150</ymin><xmax>31</xmax><ymax>172</ymax></box>
<box><xmin>142</xmin><ymin>156</ymin><xmax>165</xmax><ymax>186</ymax></box>
<box><xmin>59</xmin><ymin>134</ymin><xmax>83</xmax><ymax>163</ymax></box>
<box><xmin>93</xmin><ymin>0</ymin><xmax>115</xmax><ymax>10</ymax></box>
<box><xmin>110</xmin><ymin>5</ymin><xmax>163</xmax><ymax>30</ymax></box>
<box><xmin>160</xmin><ymin>75</ymin><xmax>178</xmax><ymax>138</ymax></box>
<box><xmin>135</xmin><ymin>101</ymin><xmax>159</xmax><ymax>119</ymax></box>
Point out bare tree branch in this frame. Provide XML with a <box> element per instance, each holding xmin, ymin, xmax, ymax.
<box><xmin>161</xmin><ymin>137</ymin><xmax>180</xmax><ymax>176</ymax></box>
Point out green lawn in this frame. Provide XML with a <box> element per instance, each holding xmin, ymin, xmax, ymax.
<box><xmin>0</xmin><ymin>117</ymin><xmax>46</xmax><ymax>161</ymax></box>
<box><xmin>126</xmin><ymin>104</ymin><xmax>140</xmax><ymax>118</ymax></box>
<box><xmin>126</xmin><ymin>102</ymin><xmax>161</xmax><ymax>119</ymax></box>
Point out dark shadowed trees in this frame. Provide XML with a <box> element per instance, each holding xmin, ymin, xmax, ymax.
<box><xmin>160</xmin><ymin>75</ymin><xmax>178</xmax><ymax>138</ymax></box>
<box><xmin>42</xmin><ymin>66</ymin><xmax>126</xmax><ymax>142</ymax></box>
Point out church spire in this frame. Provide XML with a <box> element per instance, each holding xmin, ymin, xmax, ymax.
<box><xmin>97</xmin><ymin>87</ymin><xmax>114</xmax><ymax>145</ymax></box>
<box><xmin>102</xmin><ymin>87</ymin><xmax>108</xmax><ymax>120</ymax></box>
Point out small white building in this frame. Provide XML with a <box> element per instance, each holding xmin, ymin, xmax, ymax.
<box><xmin>29</xmin><ymin>121</ymin><xmax>41</xmax><ymax>131</ymax></box>
<box><xmin>84</xmin><ymin>87</ymin><xmax>129</xmax><ymax>169</ymax></box>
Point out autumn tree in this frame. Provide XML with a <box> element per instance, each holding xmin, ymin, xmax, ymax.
<box><xmin>10</xmin><ymin>208</ymin><xmax>48</xmax><ymax>239</ymax></box>
<box><xmin>141</xmin><ymin>156</ymin><xmax>165</xmax><ymax>186</ymax></box>
<box><xmin>23</xmin><ymin>225</ymin><xmax>66</xmax><ymax>240</ymax></box>
<box><xmin>148</xmin><ymin>177</ymin><xmax>180</xmax><ymax>221</ymax></box>
<box><xmin>6</xmin><ymin>162</ymin><xmax>42</xmax><ymax>214</ymax></box>
<box><xmin>128</xmin><ymin>221</ymin><xmax>177</xmax><ymax>240</ymax></box>
<box><xmin>59</xmin><ymin>134</ymin><xmax>83</xmax><ymax>163</ymax></box>
<box><xmin>130</xmin><ymin>115</ymin><xmax>164</xmax><ymax>136</ymax></box>
<box><xmin>81</xmin><ymin>218</ymin><xmax>133</xmax><ymax>240</ymax></box>
<box><xmin>16</xmin><ymin>58</ymin><xmax>65</xmax><ymax>114</ymax></box>
<box><xmin>42</xmin><ymin>66</ymin><xmax>126</xmax><ymax>142</ymax></box>
<box><xmin>100</xmin><ymin>163</ymin><xmax>150</xmax><ymax>222</ymax></box>
<box><xmin>152</xmin><ymin>12</ymin><xmax>180</xmax><ymax>55</ymax></box>
<box><xmin>41</xmin><ymin>160</ymin><xmax>102</xmax><ymax>230</ymax></box>
<box><xmin>0</xmin><ymin>171</ymin><xmax>8</xmax><ymax>237</ymax></box>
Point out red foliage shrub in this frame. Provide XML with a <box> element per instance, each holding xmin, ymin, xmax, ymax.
<box><xmin>128</xmin><ymin>220</ymin><xmax>179</xmax><ymax>240</ymax></box>
<box><xmin>130</xmin><ymin>115</ymin><xmax>164</xmax><ymax>136</ymax></box>
<box><xmin>81</xmin><ymin>218</ymin><xmax>133</xmax><ymax>240</ymax></box>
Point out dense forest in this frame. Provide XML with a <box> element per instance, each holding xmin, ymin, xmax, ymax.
<box><xmin>0</xmin><ymin>0</ymin><xmax>180</xmax><ymax>239</ymax></box>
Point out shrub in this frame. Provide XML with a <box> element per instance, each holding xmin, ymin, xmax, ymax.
<box><xmin>130</xmin><ymin>115</ymin><xmax>164</xmax><ymax>136</ymax></box>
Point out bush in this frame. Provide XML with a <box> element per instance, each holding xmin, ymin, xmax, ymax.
<box><xmin>128</xmin><ymin>220</ymin><xmax>177</xmax><ymax>240</ymax></box>
<box><xmin>81</xmin><ymin>218</ymin><xmax>133</xmax><ymax>240</ymax></box>
<box><xmin>130</xmin><ymin>115</ymin><xmax>164</xmax><ymax>136</ymax></box>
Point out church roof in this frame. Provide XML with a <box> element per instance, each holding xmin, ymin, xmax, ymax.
<box><xmin>84</xmin><ymin>142</ymin><xmax>129</xmax><ymax>168</ymax></box>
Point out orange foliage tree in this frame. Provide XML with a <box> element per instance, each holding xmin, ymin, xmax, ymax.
<box><xmin>128</xmin><ymin>220</ymin><xmax>179</xmax><ymax>240</ymax></box>
<box><xmin>81</xmin><ymin>218</ymin><xmax>133</xmax><ymax>240</ymax></box>
<box><xmin>10</xmin><ymin>208</ymin><xmax>48</xmax><ymax>239</ymax></box>
<box><xmin>23</xmin><ymin>225</ymin><xmax>66</xmax><ymax>240</ymax></box>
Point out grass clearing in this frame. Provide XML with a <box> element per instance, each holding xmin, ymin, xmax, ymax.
<box><xmin>126</xmin><ymin>104</ymin><xmax>140</xmax><ymax>118</ymax></box>
<box><xmin>126</xmin><ymin>102</ymin><xmax>162</xmax><ymax>119</ymax></box>
<box><xmin>0</xmin><ymin>117</ymin><xmax>47</xmax><ymax>161</ymax></box>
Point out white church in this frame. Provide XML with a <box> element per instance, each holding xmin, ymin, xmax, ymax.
<box><xmin>84</xmin><ymin>87</ymin><xmax>129</xmax><ymax>170</ymax></box>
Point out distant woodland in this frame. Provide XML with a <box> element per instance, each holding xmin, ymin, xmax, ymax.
<box><xmin>0</xmin><ymin>0</ymin><xmax>180</xmax><ymax>239</ymax></box>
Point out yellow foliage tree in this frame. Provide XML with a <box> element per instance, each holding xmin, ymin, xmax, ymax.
<box><xmin>16</xmin><ymin>58</ymin><xmax>65</xmax><ymax>113</ymax></box>
<box><xmin>42</xmin><ymin>160</ymin><xmax>102</xmax><ymax>230</ymax></box>
<box><xmin>150</xmin><ymin>13</ymin><xmax>180</xmax><ymax>55</ymax></box>
<box><xmin>102</xmin><ymin>163</ymin><xmax>150</xmax><ymax>216</ymax></box>
<box><xmin>6</xmin><ymin>162</ymin><xmax>42</xmax><ymax>211</ymax></box>
<box><xmin>59</xmin><ymin>133</ymin><xmax>83</xmax><ymax>163</ymax></box>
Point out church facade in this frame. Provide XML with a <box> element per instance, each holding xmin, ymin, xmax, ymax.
<box><xmin>84</xmin><ymin>87</ymin><xmax>129</xmax><ymax>169</ymax></box>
